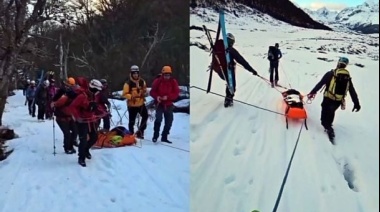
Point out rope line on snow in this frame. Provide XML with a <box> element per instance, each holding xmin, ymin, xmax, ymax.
<box><xmin>280</xmin><ymin>61</ymin><xmax>292</xmax><ymax>89</ymax></box>
<box><xmin>190</xmin><ymin>86</ymin><xmax>285</xmax><ymax>116</ymax></box>
<box><xmin>138</xmin><ymin>138</ymin><xmax>189</xmax><ymax>152</ymax></box>
<box><xmin>272</xmin><ymin>123</ymin><xmax>304</xmax><ymax>212</ymax></box>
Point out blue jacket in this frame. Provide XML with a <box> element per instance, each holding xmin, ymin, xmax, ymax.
<box><xmin>25</xmin><ymin>86</ymin><xmax>37</xmax><ymax>100</ymax></box>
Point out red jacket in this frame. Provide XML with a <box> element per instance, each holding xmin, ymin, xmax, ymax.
<box><xmin>94</xmin><ymin>92</ymin><xmax>108</xmax><ymax>116</ymax></box>
<box><xmin>68</xmin><ymin>77</ymin><xmax>103</xmax><ymax>123</ymax></box>
<box><xmin>150</xmin><ymin>76</ymin><xmax>180</xmax><ymax>107</ymax></box>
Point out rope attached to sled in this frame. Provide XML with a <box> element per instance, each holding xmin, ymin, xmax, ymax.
<box><xmin>190</xmin><ymin>86</ymin><xmax>286</xmax><ymax>116</ymax></box>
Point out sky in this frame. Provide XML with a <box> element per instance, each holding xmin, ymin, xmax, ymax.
<box><xmin>291</xmin><ymin>0</ymin><xmax>378</xmax><ymax>11</ymax></box>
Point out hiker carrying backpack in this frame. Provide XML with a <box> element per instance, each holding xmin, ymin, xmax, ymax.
<box><xmin>306</xmin><ymin>57</ymin><xmax>361</xmax><ymax>141</ymax></box>
<box><xmin>267</xmin><ymin>43</ymin><xmax>282</xmax><ymax>87</ymax></box>
<box><xmin>214</xmin><ymin>33</ymin><xmax>258</xmax><ymax>108</ymax></box>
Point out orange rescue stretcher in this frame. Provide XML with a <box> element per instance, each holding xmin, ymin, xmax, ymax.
<box><xmin>281</xmin><ymin>89</ymin><xmax>308</xmax><ymax>130</ymax></box>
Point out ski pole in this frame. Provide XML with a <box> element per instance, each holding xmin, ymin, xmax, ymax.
<box><xmin>52</xmin><ymin>110</ymin><xmax>56</xmax><ymax>156</ymax></box>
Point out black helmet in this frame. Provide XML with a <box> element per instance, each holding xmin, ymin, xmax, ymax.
<box><xmin>275</xmin><ymin>43</ymin><xmax>279</xmax><ymax>47</ymax></box>
<box><xmin>227</xmin><ymin>33</ymin><xmax>235</xmax><ymax>47</ymax></box>
<box><xmin>100</xmin><ymin>79</ymin><xmax>107</xmax><ymax>85</ymax></box>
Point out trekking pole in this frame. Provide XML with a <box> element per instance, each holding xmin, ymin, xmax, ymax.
<box><xmin>52</xmin><ymin>113</ymin><xmax>56</xmax><ymax>156</ymax></box>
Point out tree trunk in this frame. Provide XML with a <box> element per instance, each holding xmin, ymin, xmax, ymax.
<box><xmin>0</xmin><ymin>76</ymin><xmax>10</xmax><ymax>126</ymax></box>
<box><xmin>64</xmin><ymin>42</ymin><xmax>69</xmax><ymax>79</ymax></box>
<box><xmin>0</xmin><ymin>51</ymin><xmax>16</xmax><ymax>126</ymax></box>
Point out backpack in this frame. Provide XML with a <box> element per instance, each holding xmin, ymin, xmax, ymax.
<box><xmin>211</xmin><ymin>39</ymin><xmax>227</xmax><ymax>80</ymax></box>
<box><xmin>267</xmin><ymin>46</ymin><xmax>277</xmax><ymax>60</ymax></box>
<box><xmin>324</xmin><ymin>68</ymin><xmax>351</xmax><ymax>101</ymax></box>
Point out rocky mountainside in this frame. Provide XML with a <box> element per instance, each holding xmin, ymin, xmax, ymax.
<box><xmin>192</xmin><ymin>0</ymin><xmax>332</xmax><ymax>31</ymax></box>
<box><xmin>302</xmin><ymin>1</ymin><xmax>379</xmax><ymax>34</ymax></box>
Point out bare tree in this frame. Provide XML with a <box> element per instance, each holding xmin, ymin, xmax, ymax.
<box><xmin>140</xmin><ymin>23</ymin><xmax>173</xmax><ymax>69</ymax></box>
<box><xmin>0</xmin><ymin>0</ymin><xmax>69</xmax><ymax>126</ymax></box>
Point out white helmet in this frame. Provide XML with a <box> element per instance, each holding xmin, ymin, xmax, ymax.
<box><xmin>43</xmin><ymin>80</ymin><xmax>50</xmax><ymax>86</ymax></box>
<box><xmin>285</xmin><ymin>94</ymin><xmax>301</xmax><ymax>103</ymax></box>
<box><xmin>89</xmin><ymin>79</ymin><xmax>102</xmax><ymax>91</ymax></box>
<box><xmin>130</xmin><ymin>65</ymin><xmax>139</xmax><ymax>72</ymax></box>
<box><xmin>227</xmin><ymin>33</ymin><xmax>235</xmax><ymax>41</ymax></box>
<box><xmin>30</xmin><ymin>80</ymin><xmax>35</xmax><ymax>84</ymax></box>
<box><xmin>27</xmin><ymin>79</ymin><xmax>30</xmax><ymax>83</ymax></box>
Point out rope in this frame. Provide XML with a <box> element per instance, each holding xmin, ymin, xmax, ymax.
<box><xmin>279</xmin><ymin>60</ymin><xmax>292</xmax><ymax>89</ymax></box>
<box><xmin>272</xmin><ymin>123</ymin><xmax>304</xmax><ymax>212</ymax></box>
<box><xmin>257</xmin><ymin>75</ymin><xmax>288</xmax><ymax>93</ymax></box>
<box><xmin>139</xmin><ymin>138</ymin><xmax>189</xmax><ymax>152</ymax></box>
<box><xmin>190</xmin><ymin>86</ymin><xmax>285</xmax><ymax>116</ymax></box>
<box><xmin>235</xmin><ymin>63</ymin><xmax>289</xmax><ymax>92</ymax></box>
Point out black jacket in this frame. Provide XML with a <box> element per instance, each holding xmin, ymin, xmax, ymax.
<box><xmin>228</xmin><ymin>47</ymin><xmax>256</xmax><ymax>73</ymax></box>
<box><xmin>310</xmin><ymin>70</ymin><xmax>359</xmax><ymax>105</ymax></box>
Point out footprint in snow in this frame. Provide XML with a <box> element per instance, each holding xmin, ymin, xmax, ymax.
<box><xmin>343</xmin><ymin>163</ymin><xmax>358</xmax><ymax>192</ymax></box>
<box><xmin>224</xmin><ymin>175</ymin><xmax>235</xmax><ymax>185</ymax></box>
<box><xmin>233</xmin><ymin>147</ymin><xmax>242</xmax><ymax>156</ymax></box>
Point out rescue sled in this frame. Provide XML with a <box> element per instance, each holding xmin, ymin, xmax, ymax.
<box><xmin>93</xmin><ymin>126</ymin><xmax>137</xmax><ymax>149</ymax></box>
<box><xmin>281</xmin><ymin>89</ymin><xmax>308</xmax><ymax>130</ymax></box>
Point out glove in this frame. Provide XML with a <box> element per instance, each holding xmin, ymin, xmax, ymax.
<box><xmin>89</xmin><ymin>101</ymin><xmax>97</xmax><ymax>112</ymax></box>
<box><xmin>307</xmin><ymin>93</ymin><xmax>316</xmax><ymax>99</ymax></box>
<box><xmin>251</xmin><ymin>69</ymin><xmax>258</xmax><ymax>76</ymax></box>
<box><xmin>352</xmin><ymin>104</ymin><xmax>361</xmax><ymax>112</ymax></box>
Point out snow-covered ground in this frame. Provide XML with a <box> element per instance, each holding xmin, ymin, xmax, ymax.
<box><xmin>0</xmin><ymin>90</ymin><xmax>189</xmax><ymax>212</ymax></box>
<box><xmin>190</xmin><ymin>8</ymin><xmax>379</xmax><ymax>212</ymax></box>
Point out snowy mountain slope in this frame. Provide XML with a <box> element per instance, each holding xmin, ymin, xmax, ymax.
<box><xmin>336</xmin><ymin>2</ymin><xmax>379</xmax><ymax>26</ymax></box>
<box><xmin>302</xmin><ymin>1</ymin><xmax>379</xmax><ymax>34</ymax></box>
<box><xmin>190</xmin><ymin>8</ymin><xmax>379</xmax><ymax>212</ymax></box>
<box><xmin>0</xmin><ymin>90</ymin><xmax>189</xmax><ymax>212</ymax></box>
<box><xmin>303</xmin><ymin>7</ymin><xmax>338</xmax><ymax>23</ymax></box>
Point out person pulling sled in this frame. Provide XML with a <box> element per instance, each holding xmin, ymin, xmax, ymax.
<box><xmin>307</xmin><ymin>57</ymin><xmax>361</xmax><ymax>143</ymax></box>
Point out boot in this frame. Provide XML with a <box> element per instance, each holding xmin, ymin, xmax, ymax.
<box><xmin>85</xmin><ymin>151</ymin><xmax>92</xmax><ymax>160</ymax></box>
<box><xmin>325</xmin><ymin>127</ymin><xmax>335</xmax><ymax>143</ymax></box>
<box><xmin>224</xmin><ymin>98</ymin><xmax>233</xmax><ymax>108</ymax></box>
<box><xmin>152</xmin><ymin>130</ymin><xmax>159</xmax><ymax>143</ymax></box>
<box><xmin>64</xmin><ymin>148</ymin><xmax>76</xmax><ymax>154</ymax></box>
<box><xmin>275</xmin><ymin>80</ymin><xmax>278</xmax><ymax>86</ymax></box>
<box><xmin>161</xmin><ymin>135</ymin><xmax>172</xmax><ymax>144</ymax></box>
<box><xmin>78</xmin><ymin>158</ymin><xmax>86</xmax><ymax>167</ymax></box>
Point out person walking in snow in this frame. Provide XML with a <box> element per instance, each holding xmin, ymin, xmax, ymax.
<box><xmin>35</xmin><ymin>80</ymin><xmax>50</xmax><ymax>121</ymax></box>
<box><xmin>23</xmin><ymin>79</ymin><xmax>31</xmax><ymax>106</ymax></box>
<box><xmin>51</xmin><ymin>77</ymin><xmax>80</xmax><ymax>154</ymax></box>
<box><xmin>45</xmin><ymin>79</ymin><xmax>58</xmax><ymax>119</ymax></box>
<box><xmin>267</xmin><ymin>43</ymin><xmax>282</xmax><ymax>87</ymax></box>
<box><xmin>96</xmin><ymin>79</ymin><xmax>111</xmax><ymax>131</ymax></box>
<box><xmin>25</xmin><ymin>80</ymin><xmax>37</xmax><ymax>117</ymax></box>
<box><xmin>122</xmin><ymin>65</ymin><xmax>148</xmax><ymax>139</ymax></box>
<box><xmin>150</xmin><ymin>65</ymin><xmax>180</xmax><ymax>143</ymax></box>
<box><xmin>223</xmin><ymin>33</ymin><xmax>258</xmax><ymax>107</ymax></box>
<box><xmin>307</xmin><ymin>57</ymin><xmax>361</xmax><ymax>141</ymax></box>
<box><xmin>68</xmin><ymin>78</ymin><xmax>105</xmax><ymax>167</ymax></box>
